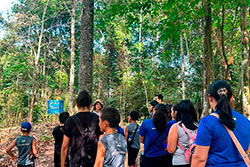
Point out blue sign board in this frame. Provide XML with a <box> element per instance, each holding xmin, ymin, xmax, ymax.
<box><xmin>48</xmin><ymin>100</ymin><xmax>64</xmax><ymax>114</ymax></box>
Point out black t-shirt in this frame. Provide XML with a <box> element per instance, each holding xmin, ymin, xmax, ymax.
<box><xmin>52</xmin><ymin>125</ymin><xmax>64</xmax><ymax>165</ymax></box>
<box><xmin>53</xmin><ymin>125</ymin><xmax>64</xmax><ymax>145</ymax></box>
<box><xmin>64</xmin><ymin>112</ymin><xmax>101</xmax><ymax>138</ymax></box>
<box><xmin>63</xmin><ymin>112</ymin><xmax>101</xmax><ymax>167</ymax></box>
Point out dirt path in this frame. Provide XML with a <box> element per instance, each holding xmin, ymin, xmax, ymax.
<box><xmin>0</xmin><ymin>123</ymin><xmax>55</xmax><ymax>167</ymax></box>
<box><xmin>0</xmin><ymin>123</ymin><xmax>144</xmax><ymax>167</ymax></box>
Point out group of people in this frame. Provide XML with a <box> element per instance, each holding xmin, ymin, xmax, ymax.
<box><xmin>5</xmin><ymin>80</ymin><xmax>250</xmax><ymax>167</ymax></box>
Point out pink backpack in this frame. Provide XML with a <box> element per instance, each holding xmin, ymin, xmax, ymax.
<box><xmin>177</xmin><ymin>123</ymin><xmax>197</xmax><ymax>164</ymax></box>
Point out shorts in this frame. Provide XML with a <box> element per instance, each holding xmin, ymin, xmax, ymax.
<box><xmin>128</xmin><ymin>147</ymin><xmax>139</xmax><ymax>165</ymax></box>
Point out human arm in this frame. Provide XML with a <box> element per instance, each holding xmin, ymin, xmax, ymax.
<box><xmin>61</xmin><ymin>135</ymin><xmax>69</xmax><ymax>167</ymax></box>
<box><xmin>6</xmin><ymin>139</ymin><xmax>17</xmax><ymax>160</ymax></box>
<box><xmin>140</xmin><ymin>136</ymin><xmax>145</xmax><ymax>144</ymax></box>
<box><xmin>191</xmin><ymin>145</ymin><xmax>209</xmax><ymax>167</ymax></box>
<box><xmin>124</xmin><ymin>151</ymin><xmax>128</xmax><ymax>167</ymax></box>
<box><xmin>124</xmin><ymin>127</ymin><xmax>128</xmax><ymax>140</ymax></box>
<box><xmin>167</xmin><ymin>124</ymin><xmax>178</xmax><ymax>154</ymax></box>
<box><xmin>247</xmin><ymin>144</ymin><xmax>250</xmax><ymax>154</ymax></box>
<box><xmin>32</xmin><ymin>138</ymin><xmax>38</xmax><ymax>155</ymax></box>
<box><xmin>94</xmin><ymin>141</ymin><xmax>106</xmax><ymax>167</ymax></box>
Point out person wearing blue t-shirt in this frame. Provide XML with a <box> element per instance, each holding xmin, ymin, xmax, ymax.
<box><xmin>139</xmin><ymin>104</ymin><xmax>170</xmax><ymax>167</ymax></box>
<box><xmin>116</xmin><ymin>126</ymin><xmax>125</xmax><ymax>136</ymax></box>
<box><xmin>192</xmin><ymin>80</ymin><xmax>250</xmax><ymax>167</ymax></box>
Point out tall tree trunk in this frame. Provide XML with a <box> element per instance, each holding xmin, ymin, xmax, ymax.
<box><xmin>220</xmin><ymin>1</ymin><xmax>228</xmax><ymax>80</ymax></box>
<box><xmin>138</xmin><ymin>6</ymin><xmax>148</xmax><ymax>107</ymax></box>
<box><xmin>203</xmin><ymin>0</ymin><xmax>213</xmax><ymax>115</ymax></box>
<box><xmin>79</xmin><ymin>0</ymin><xmax>94</xmax><ymax>95</ymax></box>
<box><xmin>240</xmin><ymin>0</ymin><xmax>250</xmax><ymax>116</ymax></box>
<box><xmin>180</xmin><ymin>32</ymin><xmax>185</xmax><ymax>99</ymax></box>
<box><xmin>185</xmin><ymin>31</ymin><xmax>191</xmax><ymax>64</ymax></box>
<box><xmin>29</xmin><ymin>0</ymin><xmax>49</xmax><ymax>123</ymax></box>
<box><xmin>68</xmin><ymin>0</ymin><xmax>76</xmax><ymax>114</ymax></box>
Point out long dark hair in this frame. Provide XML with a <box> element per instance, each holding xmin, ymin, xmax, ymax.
<box><xmin>209</xmin><ymin>80</ymin><xmax>235</xmax><ymax>130</ymax></box>
<box><xmin>175</xmin><ymin>100</ymin><xmax>198</xmax><ymax>130</ymax></box>
<box><xmin>153</xmin><ymin>104</ymin><xmax>170</xmax><ymax>133</ymax></box>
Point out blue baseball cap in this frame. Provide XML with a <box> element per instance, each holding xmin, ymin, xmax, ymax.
<box><xmin>21</xmin><ymin>122</ymin><xmax>32</xmax><ymax>131</ymax></box>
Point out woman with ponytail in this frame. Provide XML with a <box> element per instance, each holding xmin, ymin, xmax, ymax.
<box><xmin>139</xmin><ymin>104</ymin><xmax>170</xmax><ymax>167</ymax></box>
<box><xmin>192</xmin><ymin>80</ymin><xmax>250</xmax><ymax>166</ymax></box>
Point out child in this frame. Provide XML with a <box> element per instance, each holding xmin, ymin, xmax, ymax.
<box><xmin>6</xmin><ymin>122</ymin><xmax>38</xmax><ymax>167</ymax></box>
<box><xmin>94</xmin><ymin>107</ymin><xmax>128</xmax><ymax>167</ymax></box>
<box><xmin>125</xmin><ymin>111</ymin><xmax>140</xmax><ymax>167</ymax></box>
<box><xmin>52</xmin><ymin>112</ymin><xmax>69</xmax><ymax>167</ymax></box>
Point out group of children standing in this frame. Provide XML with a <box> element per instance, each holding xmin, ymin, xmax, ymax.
<box><xmin>5</xmin><ymin>80</ymin><xmax>250</xmax><ymax>167</ymax></box>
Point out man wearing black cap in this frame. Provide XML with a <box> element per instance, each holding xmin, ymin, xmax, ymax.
<box><xmin>149</xmin><ymin>100</ymin><xmax>159</xmax><ymax>118</ymax></box>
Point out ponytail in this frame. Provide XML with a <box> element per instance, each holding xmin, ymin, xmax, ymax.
<box><xmin>209</xmin><ymin>81</ymin><xmax>235</xmax><ymax>131</ymax></box>
<box><xmin>153</xmin><ymin>104</ymin><xmax>168</xmax><ymax>133</ymax></box>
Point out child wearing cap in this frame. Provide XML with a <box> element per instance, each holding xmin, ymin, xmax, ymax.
<box><xmin>6</xmin><ymin>122</ymin><xmax>38</xmax><ymax>167</ymax></box>
<box><xmin>94</xmin><ymin>107</ymin><xmax>128</xmax><ymax>167</ymax></box>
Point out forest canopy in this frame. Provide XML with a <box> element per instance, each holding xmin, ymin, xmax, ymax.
<box><xmin>0</xmin><ymin>0</ymin><xmax>249</xmax><ymax>127</ymax></box>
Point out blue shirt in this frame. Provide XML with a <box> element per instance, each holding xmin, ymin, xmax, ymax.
<box><xmin>116</xmin><ymin>126</ymin><xmax>125</xmax><ymax>136</ymax></box>
<box><xmin>139</xmin><ymin>119</ymin><xmax>168</xmax><ymax>157</ymax></box>
<box><xmin>164</xmin><ymin>120</ymin><xmax>176</xmax><ymax>150</ymax></box>
<box><xmin>195</xmin><ymin>110</ymin><xmax>250</xmax><ymax>167</ymax></box>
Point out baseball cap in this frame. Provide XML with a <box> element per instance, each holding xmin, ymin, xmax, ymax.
<box><xmin>21</xmin><ymin>122</ymin><xmax>32</xmax><ymax>131</ymax></box>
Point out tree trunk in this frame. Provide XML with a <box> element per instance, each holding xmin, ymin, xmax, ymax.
<box><xmin>240</xmin><ymin>0</ymin><xmax>250</xmax><ymax>116</ymax></box>
<box><xmin>180</xmin><ymin>32</ymin><xmax>185</xmax><ymax>99</ymax></box>
<box><xmin>79</xmin><ymin>0</ymin><xmax>94</xmax><ymax>95</ymax></box>
<box><xmin>220</xmin><ymin>2</ymin><xmax>228</xmax><ymax>80</ymax></box>
<box><xmin>203</xmin><ymin>0</ymin><xmax>213</xmax><ymax>115</ymax></box>
<box><xmin>138</xmin><ymin>6</ymin><xmax>148</xmax><ymax>107</ymax></box>
<box><xmin>28</xmin><ymin>0</ymin><xmax>49</xmax><ymax>123</ymax></box>
<box><xmin>68</xmin><ymin>0</ymin><xmax>76</xmax><ymax>114</ymax></box>
<box><xmin>185</xmin><ymin>31</ymin><xmax>191</xmax><ymax>64</ymax></box>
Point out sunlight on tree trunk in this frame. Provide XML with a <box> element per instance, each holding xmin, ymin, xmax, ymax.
<box><xmin>180</xmin><ymin>32</ymin><xmax>185</xmax><ymax>100</ymax></box>
<box><xmin>240</xmin><ymin>0</ymin><xmax>250</xmax><ymax>117</ymax></box>
<box><xmin>65</xmin><ymin>0</ymin><xmax>76</xmax><ymax>115</ymax></box>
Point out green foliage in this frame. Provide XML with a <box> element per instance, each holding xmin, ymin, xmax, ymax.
<box><xmin>0</xmin><ymin>0</ymin><xmax>249</xmax><ymax>127</ymax></box>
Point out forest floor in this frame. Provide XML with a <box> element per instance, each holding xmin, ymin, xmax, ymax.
<box><xmin>0</xmin><ymin>123</ymin><xmax>142</xmax><ymax>167</ymax></box>
<box><xmin>0</xmin><ymin>123</ymin><xmax>55</xmax><ymax>167</ymax></box>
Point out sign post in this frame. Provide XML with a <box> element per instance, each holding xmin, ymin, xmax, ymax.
<box><xmin>48</xmin><ymin>100</ymin><xmax>64</xmax><ymax>123</ymax></box>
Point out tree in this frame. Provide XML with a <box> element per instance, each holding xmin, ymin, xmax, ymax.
<box><xmin>203</xmin><ymin>0</ymin><xmax>213</xmax><ymax>115</ymax></box>
<box><xmin>79</xmin><ymin>0</ymin><xmax>94</xmax><ymax>95</ymax></box>
<box><xmin>240</xmin><ymin>0</ymin><xmax>250</xmax><ymax>116</ymax></box>
<box><xmin>63</xmin><ymin>0</ymin><xmax>77</xmax><ymax>114</ymax></box>
<box><xmin>25</xmin><ymin>0</ymin><xmax>50</xmax><ymax>123</ymax></box>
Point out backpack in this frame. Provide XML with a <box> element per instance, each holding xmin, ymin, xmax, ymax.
<box><xmin>68</xmin><ymin>113</ymin><xmax>98</xmax><ymax>167</ymax></box>
<box><xmin>177</xmin><ymin>123</ymin><xmax>197</xmax><ymax>164</ymax></box>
